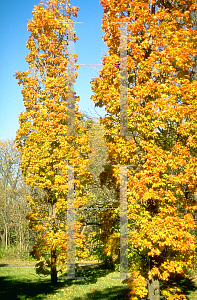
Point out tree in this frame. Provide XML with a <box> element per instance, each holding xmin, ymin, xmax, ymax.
<box><xmin>0</xmin><ymin>140</ymin><xmax>38</xmax><ymax>257</ymax></box>
<box><xmin>0</xmin><ymin>140</ymin><xmax>25</xmax><ymax>250</ymax></box>
<box><xmin>0</xmin><ymin>140</ymin><xmax>19</xmax><ymax>249</ymax></box>
<box><xmin>14</xmin><ymin>0</ymin><xmax>92</xmax><ymax>284</ymax></box>
<box><xmin>76</xmin><ymin>119</ymin><xmax>119</xmax><ymax>266</ymax></box>
<box><xmin>91</xmin><ymin>0</ymin><xmax>197</xmax><ymax>298</ymax></box>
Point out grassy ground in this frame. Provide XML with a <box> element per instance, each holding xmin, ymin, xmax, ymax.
<box><xmin>0</xmin><ymin>258</ymin><xmax>36</xmax><ymax>266</ymax></box>
<box><xmin>188</xmin><ymin>288</ymin><xmax>197</xmax><ymax>300</ymax></box>
<box><xmin>1</xmin><ymin>258</ymin><xmax>197</xmax><ymax>299</ymax></box>
<box><xmin>0</xmin><ymin>260</ymin><xmax>129</xmax><ymax>300</ymax></box>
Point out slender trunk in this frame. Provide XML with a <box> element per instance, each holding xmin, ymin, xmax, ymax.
<box><xmin>5</xmin><ymin>225</ymin><xmax>7</xmax><ymax>250</ymax></box>
<box><xmin>0</xmin><ymin>232</ymin><xmax>5</xmax><ymax>247</ymax></box>
<box><xmin>20</xmin><ymin>227</ymin><xmax>22</xmax><ymax>251</ymax></box>
<box><xmin>8</xmin><ymin>228</ymin><xmax>10</xmax><ymax>247</ymax></box>
<box><xmin>49</xmin><ymin>201</ymin><xmax>57</xmax><ymax>285</ymax></box>
<box><xmin>51</xmin><ymin>247</ymin><xmax>57</xmax><ymax>284</ymax></box>
<box><xmin>4</xmin><ymin>184</ymin><xmax>7</xmax><ymax>250</ymax></box>
<box><xmin>26</xmin><ymin>229</ymin><xmax>29</xmax><ymax>252</ymax></box>
<box><xmin>148</xmin><ymin>277</ymin><xmax>160</xmax><ymax>300</ymax></box>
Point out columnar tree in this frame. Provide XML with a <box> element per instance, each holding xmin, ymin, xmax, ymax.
<box><xmin>14</xmin><ymin>0</ymin><xmax>91</xmax><ymax>284</ymax></box>
<box><xmin>91</xmin><ymin>0</ymin><xmax>197</xmax><ymax>298</ymax></box>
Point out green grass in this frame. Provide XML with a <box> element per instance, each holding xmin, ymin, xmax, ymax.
<box><xmin>1</xmin><ymin>260</ymin><xmax>197</xmax><ymax>299</ymax></box>
<box><xmin>0</xmin><ymin>263</ymin><xmax>129</xmax><ymax>300</ymax></box>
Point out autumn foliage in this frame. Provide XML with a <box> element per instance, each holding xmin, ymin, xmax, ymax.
<box><xmin>14</xmin><ymin>0</ymin><xmax>92</xmax><ymax>283</ymax></box>
<box><xmin>14</xmin><ymin>0</ymin><xmax>197</xmax><ymax>296</ymax></box>
<box><xmin>91</xmin><ymin>0</ymin><xmax>197</xmax><ymax>298</ymax></box>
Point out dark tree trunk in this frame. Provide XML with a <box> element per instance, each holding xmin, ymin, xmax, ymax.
<box><xmin>51</xmin><ymin>247</ymin><xmax>57</xmax><ymax>285</ymax></box>
<box><xmin>148</xmin><ymin>277</ymin><xmax>160</xmax><ymax>300</ymax></box>
<box><xmin>49</xmin><ymin>201</ymin><xmax>57</xmax><ymax>285</ymax></box>
<box><xmin>103</xmin><ymin>254</ymin><xmax>115</xmax><ymax>270</ymax></box>
<box><xmin>5</xmin><ymin>225</ymin><xmax>7</xmax><ymax>250</ymax></box>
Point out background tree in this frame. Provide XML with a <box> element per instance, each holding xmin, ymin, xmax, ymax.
<box><xmin>14</xmin><ymin>0</ymin><xmax>92</xmax><ymax>284</ymax></box>
<box><xmin>0</xmin><ymin>139</ymin><xmax>32</xmax><ymax>254</ymax></box>
<box><xmin>0</xmin><ymin>139</ymin><xmax>20</xmax><ymax>250</ymax></box>
<box><xmin>76</xmin><ymin>119</ymin><xmax>119</xmax><ymax>267</ymax></box>
<box><xmin>91</xmin><ymin>0</ymin><xmax>197</xmax><ymax>298</ymax></box>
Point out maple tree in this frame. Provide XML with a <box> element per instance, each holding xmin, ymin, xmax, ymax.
<box><xmin>91</xmin><ymin>0</ymin><xmax>197</xmax><ymax>299</ymax></box>
<box><xmin>14</xmin><ymin>0</ymin><xmax>92</xmax><ymax>284</ymax></box>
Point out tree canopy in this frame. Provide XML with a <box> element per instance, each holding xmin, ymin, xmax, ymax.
<box><xmin>91</xmin><ymin>0</ymin><xmax>197</xmax><ymax>298</ymax></box>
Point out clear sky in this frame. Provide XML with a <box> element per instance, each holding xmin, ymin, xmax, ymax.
<box><xmin>0</xmin><ymin>0</ymin><xmax>107</xmax><ymax>140</ymax></box>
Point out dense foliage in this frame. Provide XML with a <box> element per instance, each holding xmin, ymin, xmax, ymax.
<box><xmin>14</xmin><ymin>0</ymin><xmax>92</xmax><ymax>283</ymax></box>
<box><xmin>91</xmin><ymin>0</ymin><xmax>197</xmax><ymax>298</ymax></box>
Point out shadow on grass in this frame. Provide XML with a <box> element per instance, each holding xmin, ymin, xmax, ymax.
<box><xmin>161</xmin><ymin>274</ymin><xmax>197</xmax><ymax>299</ymax></box>
<box><xmin>0</xmin><ymin>263</ymin><xmax>128</xmax><ymax>300</ymax></box>
<box><xmin>64</xmin><ymin>263</ymin><xmax>115</xmax><ymax>285</ymax></box>
<box><xmin>0</xmin><ymin>275</ymin><xmax>64</xmax><ymax>300</ymax></box>
<box><xmin>61</xmin><ymin>264</ymin><xmax>130</xmax><ymax>299</ymax></box>
<box><xmin>0</xmin><ymin>264</ymin><xmax>9</xmax><ymax>268</ymax></box>
<box><xmin>72</xmin><ymin>285</ymin><xmax>130</xmax><ymax>300</ymax></box>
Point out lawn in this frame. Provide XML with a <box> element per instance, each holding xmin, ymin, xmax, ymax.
<box><xmin>0</xmin><ymin>261</ymin><xmax>129</xmax><ymax>300</ymax></box>
<box><xmin>1</xmin><ymin>259</ymin><xmax>197</xmax><ymax>299</ymax></box>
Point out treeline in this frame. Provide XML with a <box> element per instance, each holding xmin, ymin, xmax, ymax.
<box><xmin>0</xmin><ymin>120</ymin><xmax>117</xmax><ymax>265</ymax></box>
<box><xmin>0</xmin><ymin>140</ymin><xmax>37</xmax><ymax>254</ymax></box>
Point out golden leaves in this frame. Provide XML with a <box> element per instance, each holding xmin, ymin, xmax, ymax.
<box><xmin>14</xmin><ymin>0</ymin><xmax>91</xmax><ymax>274</ymax></box>
<box><xmin>122</xmin><ymin>270</ymin><xmax>148</xmax><ymax>299</ymax></box>
<box><xmin>92</xmin><ymin>0</ymin><xmax>197</xmax><ymax>293</ymax></box>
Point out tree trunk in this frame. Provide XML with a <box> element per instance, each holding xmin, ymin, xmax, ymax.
<box><xmin>0</xmin><ymin>232</ymin><xmax>5</xmax><ymax>247</ymax></box>
<box><xmin>5</xmin><ymin>225</ymin><xmax>7</xmax><ymax>250</ymax></box>
<box><xmin>51</xmin><ymin>247</ymin><xmax>57</xmax><ymax>285</ymax></box>
<box><xmin>148</xmin><ymin>278</ymin><xmax>160</xmax><ymax>300</ymax></box>
<box><xmin>8</xmin><ymin>228</ymin><xmax>10</xmax><ymax>247</ymax></box>
<box><xmin>19</xmin><ymin>225</ymin><xmax>22</xmax><ymax>252</ymax></box>
<box><xmin>25</xmin><ymin>229</ymin><xmax>29</xmax><ymax>252</ymax></box>
<box><xmin>49</xmin><ymin>202</ymin><xmax>57</xmax><ymax>284</ymax></box>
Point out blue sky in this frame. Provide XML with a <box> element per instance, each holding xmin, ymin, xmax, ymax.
<box><xmin>0</xmin><ymin>0</ymin><xmax>107</xmax><ymax>140</ymax></box>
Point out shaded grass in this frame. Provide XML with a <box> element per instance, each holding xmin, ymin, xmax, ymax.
<box><xmin>160</xmin><ymin>274</ymin><xmax>197</xmax><ymax>300</ymax></box>
<box><xmin>1</xmin><ymin>261</ymin><xmax>197</xmax><ymax>299</ymax></box>
<box><xmin>188</xmin><ymin>288</ymin><xmax>197</xmax><ymax>300</ymax></box>
<box><xmin>0</xmin><ymin>263</ymin><xmax>129</xmax><ymax>300</ymax></box>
